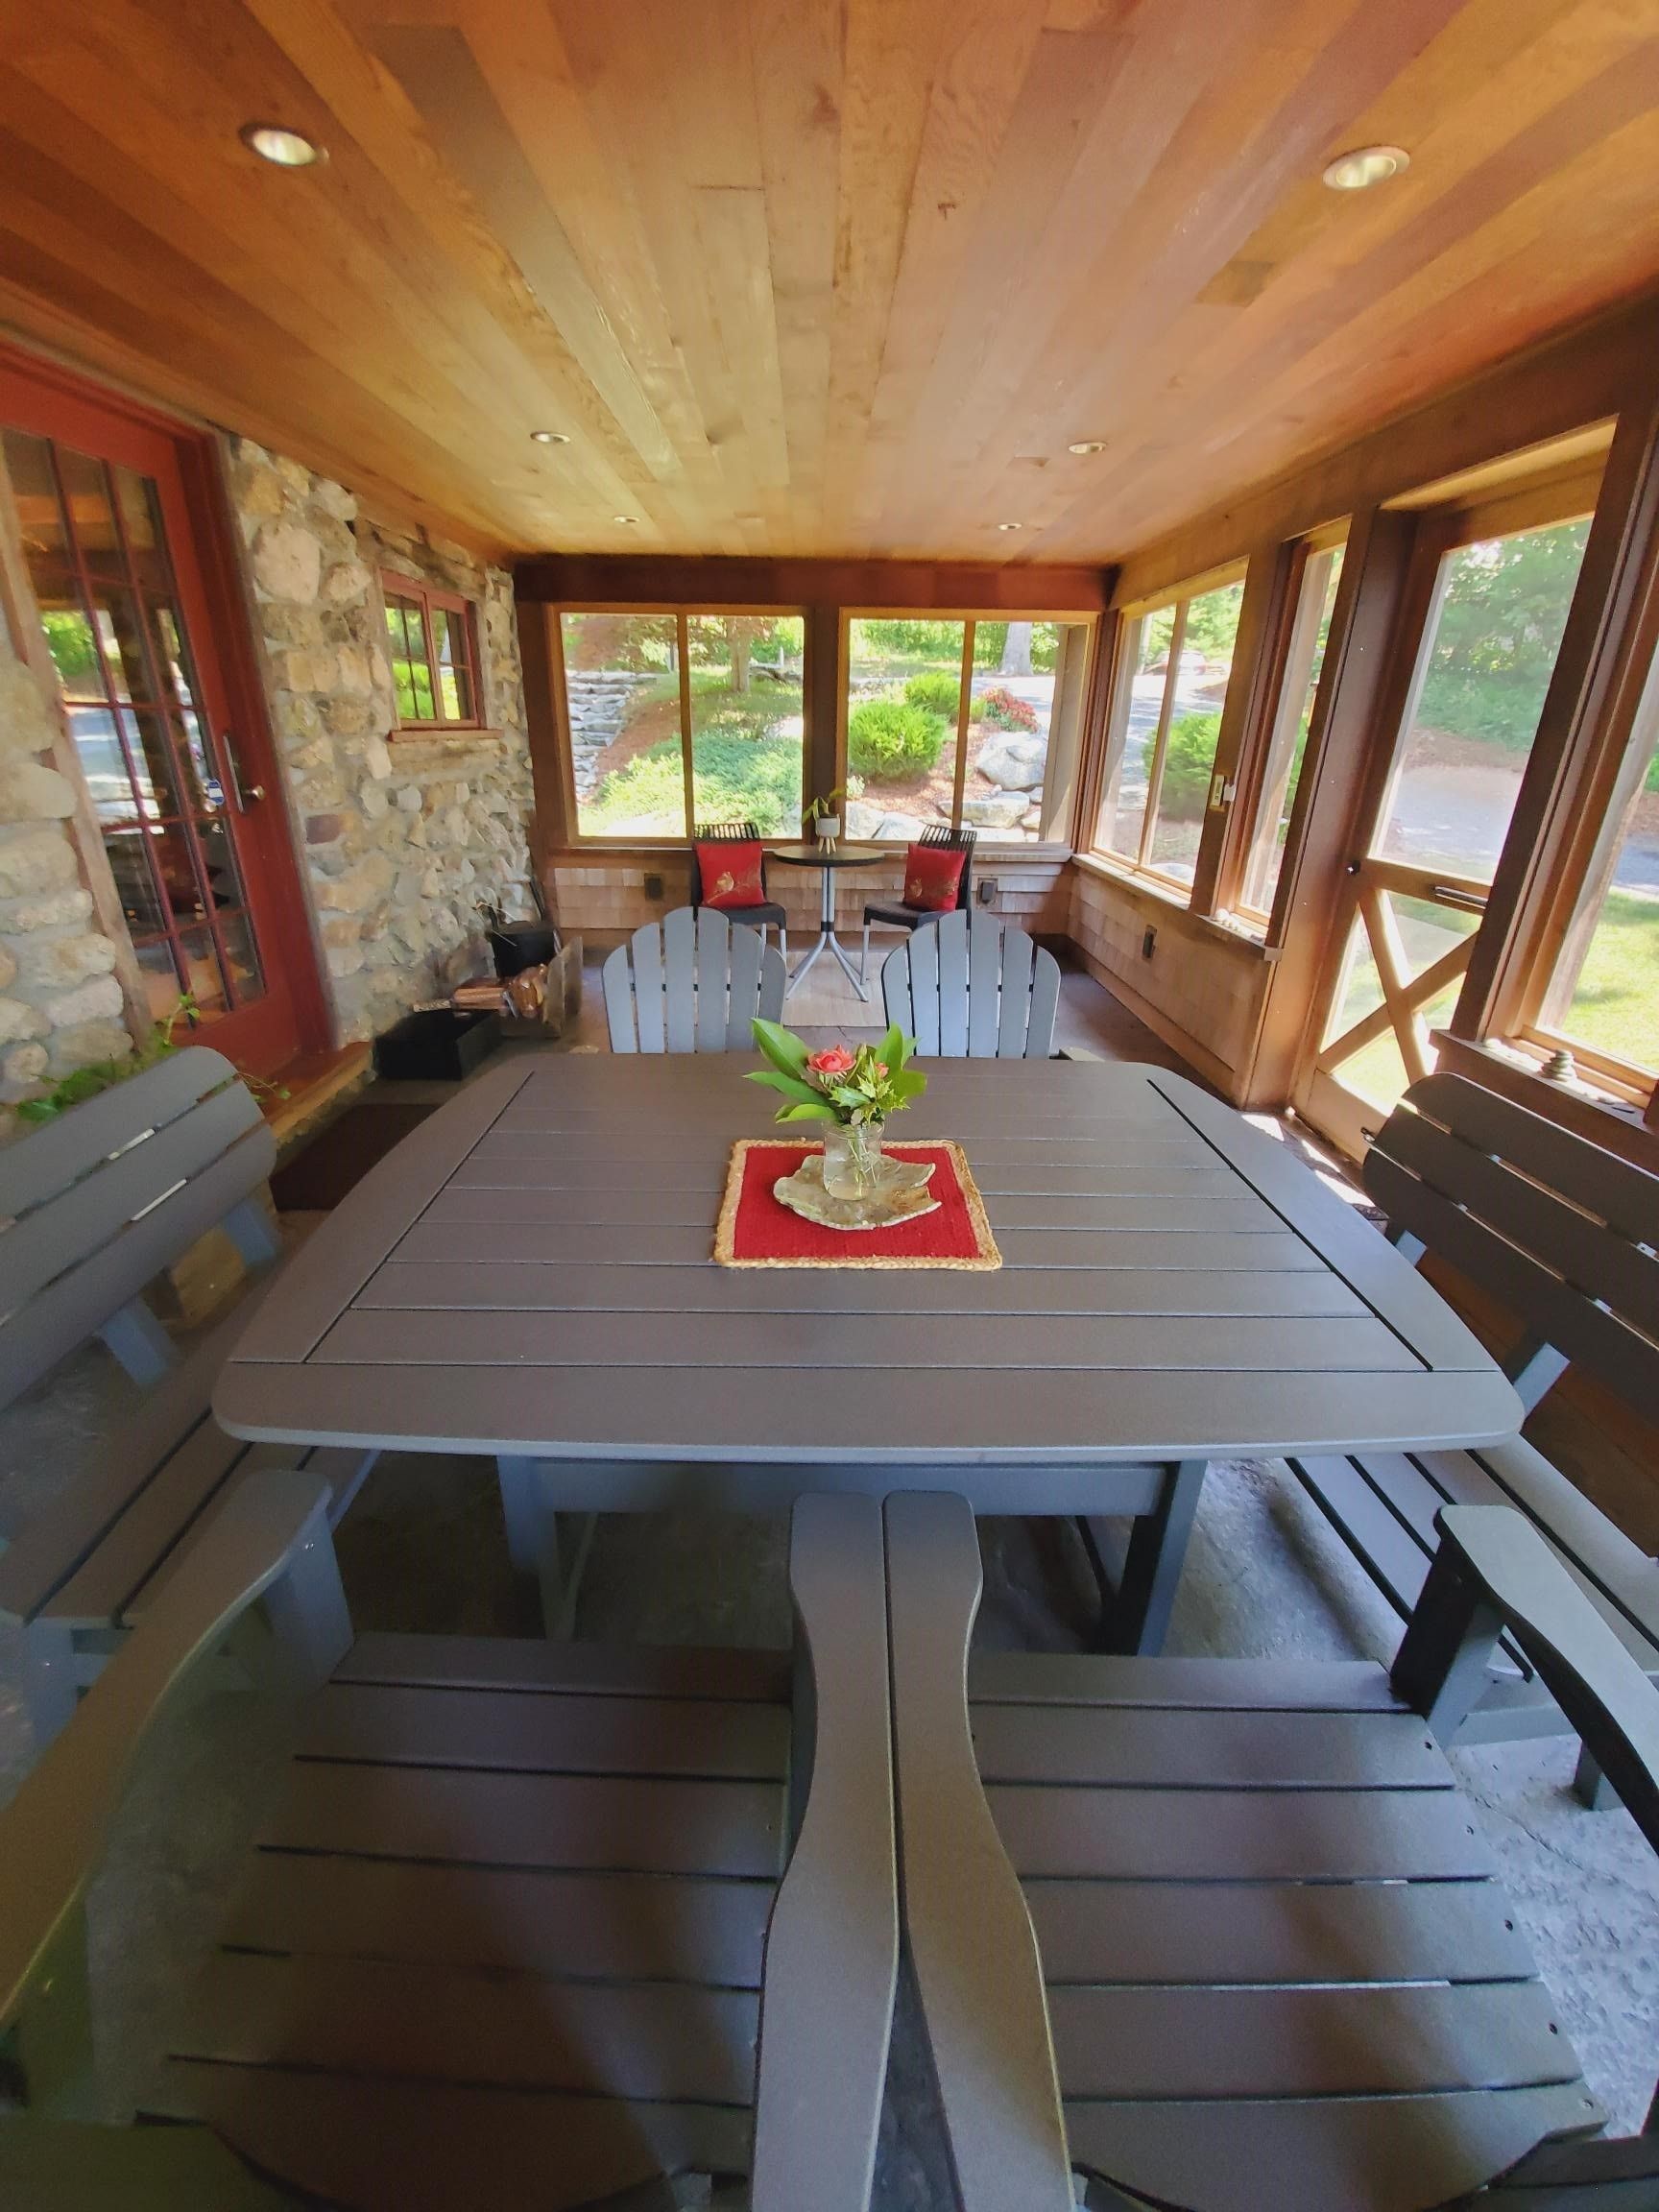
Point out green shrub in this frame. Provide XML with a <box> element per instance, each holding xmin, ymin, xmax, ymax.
<box><xmin>586</xmin><ymin>731</ymin><xmax>803</xmax><ymax>836</ymax></box>
<box><xmin>903</xmin><ymin>670</ymin><xmax>961</xmax><ymax>718</ymax></box>
<box><xmin>967</xmin><ymin>696</ymin><xmax>989</xmax><ymax>724</ymax></box>
<box><xmin>1160</xmin><ymin>711</ymin><xmax>1221</xmax><ymax>820</ymax></box>
<box><xmin>847</xmin><ymin>698</ymin><xmax>947</xmax><ymax>780</ymax></box>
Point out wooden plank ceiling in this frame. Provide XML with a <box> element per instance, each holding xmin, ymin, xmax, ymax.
<box><xmin>1</xmin><ymin>0</ymin><xmax>1657</xmax><ymax>564</ymax></box>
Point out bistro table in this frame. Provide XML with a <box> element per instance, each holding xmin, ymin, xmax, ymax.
<box><xmin>767</xmin><ymin>839</ymin><xmax>884</xmax><ymax>994</ymax></box>
<box><xmin>214</xmin><ymin>1054</ymin><xmax>1521</xmax><ymax>1652</ymax></box>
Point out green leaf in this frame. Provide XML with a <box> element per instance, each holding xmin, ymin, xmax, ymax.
<box><xmin>744</xmin><ymin>1067</ymin><xmax>823</xmax><ymax>1107</ymax></box>
<box><xmin>889</xmin><ymin>1068</ymin><xmax>928</xmax><ymax>1102</ymax></box>
<box><xmin>879</xmin><ymin>1022</ymin><xmax>908</xmax><ymax>1073</ymax></box>
<box><xmin>751</xmin><ymin>1018</ymin><xmax>810</xmax><ymax>1079</ymax></box>
<box><xmin>776</xmin><ymin>1099</ymin><xmax>837</xmax><ymax>1122</ymax></box>
<box><xmin>15</xmin><ymin>1098</ymin><xmax>59</xmax><ymax>1123</ymax></box>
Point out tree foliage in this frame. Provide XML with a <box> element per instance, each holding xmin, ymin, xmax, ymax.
<box><xmin>1159</xmin><ymin>711</ymin><xmax>1221</xmax><ymax>820</ymax></box>
<box><xmin>1415</xmin><ymin>519</ymin><xmax>1588</xmax><ymax>751</ymax></box>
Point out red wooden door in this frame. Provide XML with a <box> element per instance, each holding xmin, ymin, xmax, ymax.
<box><xmin>0</xmin><ymin>354</ymin><xmax>325</xmax><ymax>1077</ymax></box>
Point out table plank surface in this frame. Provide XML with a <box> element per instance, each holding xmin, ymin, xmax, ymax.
<box><xmin>215</xmin><ymin>1059</ymin><xmax>1520</xmax><ymax>1477</ymax></box>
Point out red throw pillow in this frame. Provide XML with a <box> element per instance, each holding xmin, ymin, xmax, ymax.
<box><xmin>903</xmin><ymin>842</ymin><xmax>965</xmax><ymax>912</ymax></box>
<box><xmin>697</xmin><ymin>839</ymin><xmax>765</xmax><ymax>910</ymax></box>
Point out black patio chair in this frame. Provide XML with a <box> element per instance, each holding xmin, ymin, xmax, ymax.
<box><xmin>858</xmin><ymin>824</ymin><xmax>976</xmax><ymax>995</ymax></box>
<box><xmin>689</xmin><ymin>818</ymin><xmax>788</xmax><ymax>963</ymax></box>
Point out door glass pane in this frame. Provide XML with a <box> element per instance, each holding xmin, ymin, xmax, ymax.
<box><xmin>1539</xmin><ymin>663</ymin><xmax>1659</xmax><ymax>1075</ymax></box>
<box><xmin>1095</xmin><ymin>615</ymin><xmax>1157</xmax><ymax>860</ymax></box>
<box><xmin>1373</xmin><ymin>517</ymin><xmax>1591</xmax><ymax>878</ymax></box>
<box><xmin>1238</xmin><ymin>543</ymin><xmax>1344</xmax><ymax>921</ymax></box>
<box><xmin>563</xmin><ymin>613</ymin><xmax>685</xmax><ymax>836</ymax></box>
<box><xmin>3</xmin><ymin>422</ymin><xmax>267</xmax><ymax>1021</ymax></box>
<box><xmin>959</xmin><ymin>621</ymin><xmax>1091</xmax><ymax>844</ymax></box>
<box><xmin>844</xmin><ymin>617</ymin><xmax>963</xmax><ymax>839</ymax></box>
<box><xmin>1148</xmin><ymin>580</ymin><xmax>1243</xmax><ymax>883</ymax></box>
<box><xmin>685</xmin><ymin>614</ymin><xmax>805</xmax><ymax>837</ymax></box>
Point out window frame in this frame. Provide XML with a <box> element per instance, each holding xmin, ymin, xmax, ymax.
<box><xmin>381</xmin><ymin>570</ymin><xmax>486</xmax><ymax>733</ymax></box>
<box><xmin>837</xmin><ymin>610</ymin><xmax>1098</xmax><ymax>852</ymax></box>
<box><xmin>1090</xmin><ymin>563</ymin><xmax>1249</xmax><ymax>901</ymax></box>
<box><xmin>554</xmin><ymin>605</ymin><xmax>809</xmax><ymax>846</ymax></box>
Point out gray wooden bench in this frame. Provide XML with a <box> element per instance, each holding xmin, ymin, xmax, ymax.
<box><xmin>0</xmin><ymin>1477</ymin><xmax>897</xmax><ymax>2212</ymax></box>
<box><xmin>0</xmin><ymin>1047</ymin><xmax>374</xmax><ymax>1744</ymax></box>
<box><xmin>1286</xmin><ymin>1070</ymin><xmax>1659</xmax><ymax>1804</ymax></box>
<box><xmin>885</xmin><ymin>1487</ymin><xmax>1659</xmax><ymax>2212</ymax></box>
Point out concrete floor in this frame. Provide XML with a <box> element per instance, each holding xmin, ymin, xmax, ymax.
<box><xmin>2</xmin><ymin>951</ymin><xmax>1656</xmax><ymax>2200</ymax></box>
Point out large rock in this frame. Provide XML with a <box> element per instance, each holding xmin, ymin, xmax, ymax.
<box><xmin>974</xmin><ymin>733</ymin><xmax>1047</xmax><ymax>790</ymax></box>
<box><xmin>252</xmin><ymin>520</ymin><xmax>324</xmax><ymax>605</ymax></box>
<box><xmin>0</xmin><ymin>657</ymin><xmax>59</xmax><ymax>758</ymax></box>
<box><xmin>873</xmin><ymin>812</ymin><xmax>926</xmax><ymax>841</ymax></box>
<box><xmin>960</xmin><ymin>790</ymin><xmax>1030</xmax><ymax>830</ymax></box>
<box><xmin>0</xmin><ymin>828</ymin><xmax>78</xmax><ymax>900</ymax></box>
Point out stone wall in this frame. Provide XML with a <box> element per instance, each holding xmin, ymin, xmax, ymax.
<box><xmin>228</xmin><ymin>440</ymin><xmax>537</xmax><ymax>1044</ymax></box>
<box><xmin>0</xmin><ymin>644</ymin><xmax>132</xmax><ymax>1123</ymax></box>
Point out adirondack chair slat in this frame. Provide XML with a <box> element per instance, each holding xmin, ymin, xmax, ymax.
<box><xmin>220</xmin><ymin>1857</ymin><xmax>775</xmax><ymax>1986</ymax></box>
<box><xmin>969</xmin><ymin>1701</ymin><xmax>1445</xmax><ymax>1789</ymax></box>
<box><xmin>332</xmin><ymin>1629</ymin><xmax>793</xmax><ymax>1701</ymax></box>
<box><xmin>882</xmin><ymin>908</ymin><xmax>1061</xmax><ymax>1058</ymax></box>
<box><xmin>179</xmin><ymin>1949</ymin><xmax>760</xmax><ymax>2102</ymax></box>
<box><xmin>1023</xmin><ymin>1871</ymin><xmax>1533</xmax><ymax>1987</ymax></box>
<box><xmin>601</xmin><ymin>910</ymin><xmax>782</xmax><ymax>1054</ymax></box>
<box><xmin>264</xmin><ymin>1762</ymin><xmax>782</xmax><ymax>1875</ymax></box>
<box><xmin>296</xmin><ymin>1682</ymin><xmax>790</xmax><ymax>1776</ymax></box>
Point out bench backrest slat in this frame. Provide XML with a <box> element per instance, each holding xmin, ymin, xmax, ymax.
<box><xmin>0</xmin><ymin>1048</ymin><xmax>275</xmax><ymax>1412</ymax></box>
<box><xmin>1364</xmin><ymin>1073</ymin><xmax>1659</xmax><ymax>1420</ymax></box>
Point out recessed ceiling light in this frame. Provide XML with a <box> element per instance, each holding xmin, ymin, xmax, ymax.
<box><xmin>613</xmin><ymin>514</ymin><xmax>638</xmax><ymax>525</ymax></box>
<box><xmin>240</xmin><ymin>122</ymin><xmax>325</xmax><ymax>168</ymax></box>
<box><xmin>529</xmin><ymin>430</ymin><xmax>569</xmax><ymax>445</ymax></box>
<box><xmin>997</xmin><ymin>521</ymin><xmax>1023</xmax><ymax>532</ymax></box>
<box><xmin>1067</xmin><ymin>440</ymin><xmax>1107</xmax><ymax>456</ymax></box>
<box><xmin>1322</xmin><ymin>145</ymin><xmax>1408</xmax><ymax>192</ymax></box>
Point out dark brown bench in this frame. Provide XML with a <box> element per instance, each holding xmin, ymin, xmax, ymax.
<box><xmin>886</xmin><ymin>1487</ymin><xmax>1659</xmax><ymax>2212</ymax></box>
<box><xmin>1286</xmin><ymin>1071</ymin><xmax>1659</xmax><ymax>1804</ymax></box>
<box><xmin>0</xmin><ymin>1479</ymin><xmax>898</xmax><ymax>2211</ymax></box>
<box><xmin>0</xmin><ymin>1047</ymin><xmax>373</xmax><ymax>1743</ymax></box>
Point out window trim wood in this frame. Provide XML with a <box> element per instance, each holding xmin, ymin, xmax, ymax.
<box><xmin>380</xmin><ymin>569</ymin><xmax>486</xmax><ymax>733</ymax></box>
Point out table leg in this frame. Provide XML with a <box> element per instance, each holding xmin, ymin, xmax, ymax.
<box><xmin>1081</xmin><ymin>1458</ymin><xmax>1208</xmax><ymax>1655</ymax></box>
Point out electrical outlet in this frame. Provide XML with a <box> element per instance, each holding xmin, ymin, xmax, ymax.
<box><xmin>643</xmin><ymin>872</ymin><xmax>664</xmax><ymax>901</ymax></box>
<box><xmin>976</xmin><ymin>877</ymin><xmax>998</xmax><ymax>907</ymax></box>
<box><xmin>1142</xmin><ymin>926</ymin><xmax>1157</xmax><ymax>960</ymax></box>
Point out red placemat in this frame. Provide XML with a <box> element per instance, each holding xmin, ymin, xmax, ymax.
<box><xmin>714</xmin><ymin>1139</ymin><xmax>1000</xmax><ymax>1269</ymax></box>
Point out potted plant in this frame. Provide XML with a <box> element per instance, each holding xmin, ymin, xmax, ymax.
<box><xmin>746</xmin><ymin>1018</ymin><xmax>926</xmax><ymax>1202</ymax></box>
<box><xmin>803</xmin><ymin>787</ymin><xmax>847</xmax><ymax>847</ymax></box>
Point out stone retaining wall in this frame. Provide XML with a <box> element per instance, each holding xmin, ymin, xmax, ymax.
<box><xmin>0</xmin><ymin>644</ymin><xmax>132</xmax><ymax>1126</ymax></box>
<box><xmin>566</xmin><ymin>669</ymin><xmax>651</xmax><ymax>802</ymax></box>
<box><xmin>229</xmin><ymin>441</ymin><xmax>536</xmax><ymax>1044</ymax></box>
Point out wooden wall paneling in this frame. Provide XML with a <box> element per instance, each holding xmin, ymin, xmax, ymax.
<box><xmin>518</xmin><ymin>602</ymin><xmax>575</xmax><ymax>865</ymax></box>
<box><xmin>805</xmin><ymin>604</ymin><xmax>842</xmax><ymax>818</ymax></box>
<box><xmin>1240</xmin><ymin>508</ymin><xmax>1418</xmax><ymax>1110</ymax></box>
<box><xmin>1455</xmin><ymin>367</ymin><xmax>1659</xmax><ymax>1044</ymax></box>
<box><xmin>1190</xmin><ymin>540</ymin><xmax>1290</xmax><ymax>918</ymax></box>
<box><xmin>515</xmin><ymin>557</ymin><xmax>1111</xmax><ymax>612</ymax></box>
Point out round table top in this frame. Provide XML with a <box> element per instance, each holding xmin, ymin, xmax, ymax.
<box><xmin>767</xmin><ymin>840</ymin><xmax>887</xmax><ymax>868</ymax></box>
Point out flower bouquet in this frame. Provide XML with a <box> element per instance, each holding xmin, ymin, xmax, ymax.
<box><xmin>747</xmin><ymin>1019</ymin><xmax>927</xmax><ymax>1210</ymax></box>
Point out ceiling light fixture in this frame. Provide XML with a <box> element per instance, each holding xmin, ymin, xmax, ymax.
<box><xmin>997</xmin><ymin>521</ymin><xmax>1023</xmax><ymax>532</ymax></box>
<box><xmin>240</xmin><ymin>122</ymin><xmax>325</xmax><ymax>168</ymax></box>
<box><xmin>1322</xmin><ymin>144</ymin><xmax>1408</xmax><ymax>192</ymax></box>
<box><xmin>613</xmin><ymin>514</ymin><xmax>638</xmax><ymax>525</ymax></box>
<box><xmin>1067</xmin><ymin>440</ymin><xmax>1107</xmax><ymax>456</ymax></box>
<box><xmin>529</xmin><ymin>429</ymin><xmax>569</xmax><ymax>445</ymax></box>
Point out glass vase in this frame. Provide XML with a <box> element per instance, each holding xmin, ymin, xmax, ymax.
<box><xmin>820</xmin><ymin>1119</ymin><xmax>883</xmax><ymax>1204</ymax></box>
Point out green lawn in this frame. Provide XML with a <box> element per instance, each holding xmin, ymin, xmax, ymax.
<box><xmin>1555</xmin><ymin>887</ymin><xmax>1659</xmax><ymax>1073</ymax></box>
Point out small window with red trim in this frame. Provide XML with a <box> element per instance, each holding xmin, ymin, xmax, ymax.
<box><xmin>382</xmin><ymin>573</ymin><xmax>484</xmax><ymax>731</ymax></box>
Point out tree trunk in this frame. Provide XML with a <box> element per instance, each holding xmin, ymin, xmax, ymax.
<box><xmin>723</xmin><ymin>617</ymin><xmax>753</xmax><ymax>693</ymax></box>
<box><xmin>999</xmin><ymin>621</ymin><xmax>1033</xmax><ymax>677</ymax></box>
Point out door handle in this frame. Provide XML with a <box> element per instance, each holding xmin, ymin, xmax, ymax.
<box><xmin>222</xmin><ymin>733</ymin><xmax>266</xmax><ymax>810</ymax></box>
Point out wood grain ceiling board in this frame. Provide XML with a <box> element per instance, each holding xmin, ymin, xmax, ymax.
<box><xmin>0</xmin><ymin>0</ymin><xmax>1655</xmax><ymax>563</ymax></box>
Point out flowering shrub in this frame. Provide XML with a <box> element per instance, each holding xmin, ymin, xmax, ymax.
<box><xmin>847</xmin><ymin>698</ymin><xmax>947</xmax><ymax>779</ymax></box>
<box><xmin>978</xmin><ymin>686</ymin><xmax>1040</xmax><ymax>733</ymax></box>
<box><xmin>747</xmin><ymin>1021</ymin><xmax>926</xmax><ymax>1127</ymax></box>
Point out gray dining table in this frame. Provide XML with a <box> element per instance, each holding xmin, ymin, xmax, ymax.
<box><xmin>214</xmin><ymin>1053</ymin><xmax>1521</xmax><ymax>1651</ymax></box>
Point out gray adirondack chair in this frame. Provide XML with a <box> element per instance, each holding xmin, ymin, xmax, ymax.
<box><xmin>603</xmin><ymin>904</ymin><xmax>785</xmax><ymax>1052</ymax></box>
<box><xmin>885</xmin><ymin>1487</ymin><xmax>1659</xmax><ymax>2212</ymax></box>
<box><xmin>0</xmin><ymin>1046</ymin><xmax>372</xmax><ymax>1745</ymax></box>
<box><xmin>881</xmin><ymin>906</ymin><xmax>1061</xmax><ymax>1058</ymax></box>
<box><xmin>1287</xmin><ymin>1071</ymin><xmax>1659</xmax><ymax>1803</ymax></box>
<box><xmin>0</xmin><ymin>1477</ymin><xmax>898</xmax><ymax>2212</ymax></box>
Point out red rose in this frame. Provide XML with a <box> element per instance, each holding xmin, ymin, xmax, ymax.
<box><xmin>806</xmin><ymin>1046</ymin><xmax>855</xmax><ymax>1078</ymax></box>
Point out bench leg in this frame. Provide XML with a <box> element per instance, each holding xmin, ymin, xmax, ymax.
<box><xmin>1091</xmin><ymin>1459</ymin><xmax>1208</xmax><ymax>1656</ymax></box>
<box><xmin>259</xmin><ymin>1517</ymin><xmax>352</xmax><ymax>1690</ymax></box>
<box><xmin>1574</xmin><ymin>1742</ymin><xmax>1623</xmax><ymax>1812</ymax></box>
<box><xmin>223</xmin><ymin>1194</ymin><xmax>281</xmax><ymax>1271</ymax></box>
<box><xmin>21</xmin><ymin>1621</ymin><xmax>81</xmax><ymax>1749</ymax></box>
<box><xmin>95</xmin><ymin>1299</ymin><xmax>176</xmax><ymax>1388</ymax></box>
